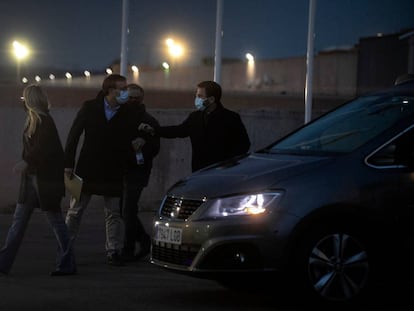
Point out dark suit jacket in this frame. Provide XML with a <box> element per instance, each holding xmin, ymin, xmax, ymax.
<box><xmin>64</xmin><ymin>93</ymin><xmax>131</xmax><ymax>196</ymax></box>
<box><xmin>157</xmin><ymin>103</ymin><xmax>250</xmax><ymax>171</ymax></box>
<box><xmin>21</xmin><ymin>113</ymin><xmax>65</xmax><ymax>211</ymax></box>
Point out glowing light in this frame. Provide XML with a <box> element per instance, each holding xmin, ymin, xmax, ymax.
<box><xmin>49</xmin><ymin>74</ymin><xmax>55</xmax><ymax>80</ymax></box>
<box><xmin>245</xmin><ymin>53</ymin><xmax>254</xmax><ymax>62</ymax></box>
<box><xmin>170</xmin><ymin>44</ymin><xmax>183</xmax><ymax>57</ymax></box>
<box><xmin>34</xmin><ymin>75</ymin><xmax>41</xmax><ymax>82</ymax></box>
<box><xmin>165</xmin><ymin>37</ymin><xmax>185</xmax><ymax>61</ymax></box>
<box><xmin>131</xmin><ymin>65</ymin><xmax>139</xmax><ymax>81</ymax></box>
<box><xmin>162</xmin><ymin>62</ymin><xmax>170</xmax><ymax>70</ymax></box>
<box><xmin>84</xmin><ymin>70</ymin><xmax>91</xmax><ymax>78</ymax></box>
<box><xmin>21</xmin><ymin>77</ymin><xmax>28</xmax><ymax>84</ymax></box>
<box><xmin>165</xmin><ymin>38</ymin><xmax>174</xmax><ymax>47</ymax></box>
<box><xmin>12</xmin><ymin>40</ymin><xmax>30</xmax><ymax>83</ymax></box>
<box><xmin>12</xmin><ymin>41</ymin><xmax>29</xmax><ymax>60</ymax></box>
<box><xmin>65</xmin><ymin>72</ymin><xmax>72</xmax><ymax>79</ymax></box>
<box><xmin>246</xmin><ymin>53</ymin><xmax>256</xmax><ymax>86</ymax></box>
<box><xmin>106</xmin><ymin>68</ymin><xmax>113</xmax><ymax>75</ymax></box>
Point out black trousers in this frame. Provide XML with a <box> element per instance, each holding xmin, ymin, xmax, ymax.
<box><xmin>121</xmin><ymin>175</ymin><xmax>149</xmax><ymax>255</ymax></box>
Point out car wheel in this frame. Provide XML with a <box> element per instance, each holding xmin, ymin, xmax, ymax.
<box><xmin>293</xmin><ymin>226</ymin><xmax>370</xmax><ymax>303</ymax></box>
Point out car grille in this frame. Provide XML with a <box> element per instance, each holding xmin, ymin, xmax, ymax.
<box><xmin>160</xmin><ymin>196</ymin><xmax>204</xmax><ymax>220</ymax></box>
<box><xmin>152</xmin><ymin>241</ymin><xmax>200</xmax><ymax>267</ymax></box>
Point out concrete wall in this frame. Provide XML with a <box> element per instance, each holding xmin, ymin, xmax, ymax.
<box><xmin>135</xmin><ymin>51</ymin><xmax>358</xmax><ymax>97</ymax></box>
<box><xmin>52</xmin><ymin>51</ymin><xmax>356</xmax><ymax>97</ymax></box>
<box><xmin>0</xmin><ymin>87</ymin><xmax>343</xmax><ymax>211</ymax></box>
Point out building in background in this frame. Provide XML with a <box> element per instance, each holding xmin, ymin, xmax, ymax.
<box><xmin>357</xmin><ymin>28</ymin><xmax>414</xmax><ymax>94</ymax></box>
<box><xmin>2</xmin><ymin>28</ymin><xmax>413</xmax><ymax>99</ymax></box>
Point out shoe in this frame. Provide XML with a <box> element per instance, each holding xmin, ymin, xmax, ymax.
<box><xmin>107</xmin><ymin>253</ymin><xmax>125</xmax><ymax>266</ymax></box>
<box><xmin>50</xmin><ymin>270</ymin><xmax>77</xmax><ymax>276</ymax></box>
<box><xmin>136</xmin><ymin>251</ymin><xmax>149</xmax><ymax>261</ymax></box>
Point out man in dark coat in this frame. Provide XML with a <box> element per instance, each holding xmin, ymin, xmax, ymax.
<box><xmin>121</xmin><ymin>84</ymin><xmax>160</xmax><ymax>261</ymax></box>
<box><xmin>64</xmin><ymin>74</ymin><xmax>132</xmax><ymax>266</ymax></box>
<box><xmin>141</xmin><ymin>80</ymin><xmax>250</xmax><ymax>172</ymax></box>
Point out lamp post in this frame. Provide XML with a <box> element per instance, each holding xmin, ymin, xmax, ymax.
<box><xmin>12</xmin><ymin>40</ymin><xmax>29</xmax><ymax>84</ymax></box>
<box><xmin>246</xmin><ymin>52</ymin><xmax>255</xmax><ymax>87</ymax></box>
<box><xmin>131</xmin><ymin>65</ymin><xmax>139</xmax><ymax>82</ymax></box>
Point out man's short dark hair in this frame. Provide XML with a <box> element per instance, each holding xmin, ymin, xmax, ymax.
<box><xmin>197</xmin><ymin>80</ymin><xmax>222</xmax><ymax>102</ymax></box>
<box><xmin>102</xmin><ymin>74</ymin><xmax>127</xmax><ymax>95</ymax></box>
<box><xmin>127</xmin><ymin>83</ymin><xmax>145</xmax><ymax>99</ymax></box>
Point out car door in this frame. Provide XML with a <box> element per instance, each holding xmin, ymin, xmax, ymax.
<box><xmin>368</xmin><ymin>127</ymin><xmax>414</xmax><ymax>249</ymax></box>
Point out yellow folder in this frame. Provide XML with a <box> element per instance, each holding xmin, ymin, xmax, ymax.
<box><xmin>64</xmin><ymin>173</ymin><xmax>83</xmax><ymax>202</ymax></box>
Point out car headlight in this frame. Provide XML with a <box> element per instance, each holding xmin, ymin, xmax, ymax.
<box><xmin>201</xmin><ymin>192</ymin><xmax>283</xmax><ymax>218</ymax></box>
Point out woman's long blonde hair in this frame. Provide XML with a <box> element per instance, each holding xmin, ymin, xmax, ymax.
<box><xmin>22</xmin><ymin>84</ymin><xmax>50</xmax><ymax>139</ymax></box>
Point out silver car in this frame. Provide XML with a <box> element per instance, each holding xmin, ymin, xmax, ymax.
<box><xmin>150</xmin><ymin>77</ymin><xmax>414</xmax><ymax>304</ymax></box>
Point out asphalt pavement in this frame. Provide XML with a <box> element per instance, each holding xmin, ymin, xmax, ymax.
<box><xmin>0</xmin><ymin>197</ymin><xmax>219</xmax><ymax>311</ymax></box>
<box><xmin>0</xmin><ymin>198</ymin><xmax>302</xmax><ymax>311</ymax></box>
<box><xmin>1</xmin><ymin>197</ymin><xmax>414</xmax><ymax>311</ymax></box>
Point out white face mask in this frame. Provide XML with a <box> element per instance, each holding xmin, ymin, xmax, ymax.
<box><xmin>116</xmin><ymin>90</ymin><xmax>129</xmax><ymax>104</ymax></box>
<box><xmin>194</xmin><ymin>97</ymin><xmax>206</xmax><ymax>111</ymax></box>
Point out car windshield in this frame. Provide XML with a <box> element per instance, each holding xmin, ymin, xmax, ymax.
<box><xmin>265</xmin><ymin>94</ymin><xmax>414</xmax><ymax>155</ymax></box>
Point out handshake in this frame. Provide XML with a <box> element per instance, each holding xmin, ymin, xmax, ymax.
<box><xmin>138</xmin><ymin>123</ymin><xmax>155</xmax><ymax>136</ymax></box>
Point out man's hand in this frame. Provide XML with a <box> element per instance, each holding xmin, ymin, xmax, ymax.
<box><xmin>131</xmin><ymin>137</ymin><xmax>146</xmax><ymax>151</ymax></box>
<box><xmin>138</xmin><ymin>123</ymin><xmax>155</xmax><ymax>136</ymax></box>
<box><xmin>64</xmin><ymin>168</ymin><xmax>74</xmax><ymax>179</ymax></box>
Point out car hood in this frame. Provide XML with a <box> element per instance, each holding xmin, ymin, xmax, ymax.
<box><xmin>168</xmin><ymin>152</ymin><xmax>333</xmax><ymax>198</ymax></box>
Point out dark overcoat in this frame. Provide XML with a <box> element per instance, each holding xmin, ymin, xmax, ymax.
<box><xmin>64</xmin><ymin>93</ymin><xmax>131</xmax><ymax>196</ymax></box>
<box><xmin>124</xmin><ymin>102</ymin><xmax>160</xmax><ymax>187</ymax></box>
<box><xmin>20</xmin><ymin>113</ymin><xmax>65</xmax><ymax>211</ymax></box>
<box><xmin>157</xmin><ymin>103</ymin><xmax>251</xmax><ymax>172</ymax></box>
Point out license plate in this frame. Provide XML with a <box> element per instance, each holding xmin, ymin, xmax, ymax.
<box><xmin>155</xmin><ymin>225</ymin><xmax>182</xmax><ymax>245</ymax></box>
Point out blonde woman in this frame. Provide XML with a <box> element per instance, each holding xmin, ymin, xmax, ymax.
<box><xmin>0</xmin><ymin>84</ymin><xmax>76</xmax><ymax>276</ymax></box>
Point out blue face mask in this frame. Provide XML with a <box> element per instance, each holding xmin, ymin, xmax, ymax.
<box><xmin>194</xmin><ymin>97</ymin><xmax>206</xmax><ymax>111</ymax></box>
<box><xmin>116</xmin><ymin>90</ymin><xmax>129</xmax><ymax>104</ymax></box>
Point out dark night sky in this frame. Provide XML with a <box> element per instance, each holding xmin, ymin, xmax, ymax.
<box><xmin>0</xmin><ymin>0</ymin><xmax>413</xmax><ymax>72</ymax></box>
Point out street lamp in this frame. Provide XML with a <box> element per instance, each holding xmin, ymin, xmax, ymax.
<box><xmin>162</xmin><ymin>62</ymin><xmax>170</xmax><ymax>70</ymax></box>
<box><xmin>131</xmin><ymin>65</ymin><xmax>139</xmax><ymax>81</ymax></box>
<box><xmin>165</xmin><ymin>37</ymin><xmax>185</xmax><ymax>67</ymax></box>
<box><xmin>245</xmin><ymin>52</ymin><xmax>256</xmax><ymax>87</ymax></box>
<box><xmin>245</xmin><ymin>53</ymin><xmax>254</xmax><ymax>62</ymax></box>
<box><xmin>12</xmin><ymin>40</ymin><xmax>30</xmax><ymax>83</ymax></box>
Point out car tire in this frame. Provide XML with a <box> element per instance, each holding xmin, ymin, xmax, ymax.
<box><xmin>291</xmin><ymin>222</ymin><xmax>371</xmax><ymax>304</ymax></box>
